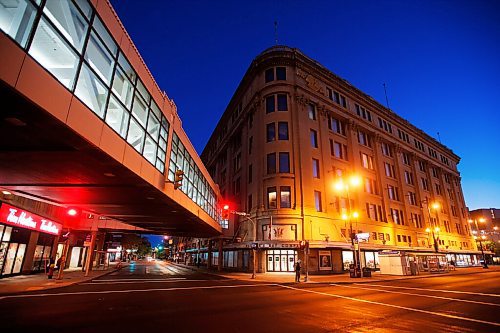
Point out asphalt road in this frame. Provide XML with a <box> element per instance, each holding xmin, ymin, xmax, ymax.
<box><xmin>1</xmin><ymin>261</ymin><xmax>498</xmax><ymax>333</ymax></box>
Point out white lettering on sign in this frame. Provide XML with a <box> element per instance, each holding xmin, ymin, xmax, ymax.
<box><xmin>6</xmin><ymin>208</ymin><xmax>37</xmax><ymax>228</ymax></box>
<box><xmin>40</xmin><ymin>220</ymin><xmax>60</xmax><ymax>234</ymax></box>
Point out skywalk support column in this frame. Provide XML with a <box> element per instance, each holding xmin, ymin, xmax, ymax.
<box><xmin>218</xmin><ymin>238</ymin><xmax>223</xmax><ymax>271</ymax></box>
<box><xmin>84</xmin><ymin>231</ymin><xmax>97</xmax><ymax>277</ymax></box>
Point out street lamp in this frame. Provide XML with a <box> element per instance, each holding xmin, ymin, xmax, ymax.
<box><xmin>468</xmin><ymin>217</ymin><xmax>489</xmax><ymax>268</ymax></box>
<box><xmin>425</xmin><ymin>227</ymin><xmax>440</xmax><ymax>253</ymax></box>
<box><xmin>421</xmin><ymin>199</ymin><xmax>440</xmax><ymax>252</ymax></box>
<box><xmin>232</xmin><ymin>210</ymin><xmax>257</xmax><ymax>279</ymax></box>
<box><xmin>334</xmin><ymin>174</ymin><xmax>361</xmax><ymax>270</ymax></box>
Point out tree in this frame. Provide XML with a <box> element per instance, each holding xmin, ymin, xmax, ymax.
<box><xmin>120</xmin><ymin>234</ymin><xmax>152</xmax><ymax>256</ymax></box>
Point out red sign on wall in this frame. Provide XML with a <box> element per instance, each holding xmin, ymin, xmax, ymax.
<box><xmin>0</xmin><ymin>203</ymin><xmax>62</xmax><ymax>235</ymax></box>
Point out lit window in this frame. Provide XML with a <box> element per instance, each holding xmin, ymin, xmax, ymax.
<box><xmin>280</xmin><ymin>186</ymin><xmax>291</xmax><ymax>208</ymax></box>
<box><xmin>111</xmin><ymin>67</ymin><xmax>134</xmax><ymax>108</ymax></box>
<box><xmin>43</xmin><ymin>0</ymin><xmax>88</xmax><ymax>52</ymax></box>
<box><xmin>105</xmin><ymin>95</ymin><xmax>129</xmax><ymax>138</ymax></box>
<box><xmin>0</xmin><ymin>0</ymin><xmax>36</xmax><ymax>48</ymax></box>
<box><xmin>127</xmin><ymin>117</ymin><xmax>145</xmax><ymax>153</ymax></box>
<box><xmin>131</xmin><ymin>95</ymin><xmax>148</xmax><ymax>127</ymax></box>
<box><xmin>143</xmin><ymin>135</ymin><xmax>157</xmax><ymax>164</ymax></box>
<box><xmin>29</xmin><ymin>17</ymin><xmax>79</xmax><ymax>89</ymax></box>
<box><xmin>74</xmin><ymin>63</ymin><xmax>108</xmax><ymax>118</ymax></box>
<box><xmin>267</xmin><ymin>187</ymin><xmax>277</xmax><ymax>209</ymax></box>
<box><xmin>85</xmin><ymin>31</ymin><xmax>115</xmax><ymax>85</ymax></box>
<box><xmin>314</xmin><ymin>191</ymin><xmax>322</xmax><ymax>212</ymax></box>
<box><xmin>312</xmin><ymin>158</ymin><xmax>320</xmax><ymax>178</ymax></box>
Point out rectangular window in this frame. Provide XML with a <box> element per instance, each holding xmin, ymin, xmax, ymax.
<box><xmin>381</xmin><ymin>142</ymin><xmax>393</xmax><ymax>157</ymax></box>
<box><xmin>388</xmin><ymin>185</ymin><xmax>399</xmax><ymax>201</ymax></box>
<box><xmin>408</xmin><ymin>192</ymin><xmax>417</xmax><ymax>205</ymax></box>
<box><xmin>384</xmin><ymin>162</ymin><xmax>396</xmax><ymax>178</ymax></box>
<box><xmin>0</xmin><ymin>0</ymin><xmax>36</xmax><ymax>48</ymax></box>
<box><xmin>29</xmin><ymin>17</ymin><xmax>79</xmax><ymax>89</ymax></box>
<box><xmin>278</xmin><ymin>122</ymin><xmax>289</xmax><ymax>140</ymax></box>
<box><xmin>332</xmin><ymin>141</ymin><xmax>348</xmax><ymax>160</ymax></box>
<box><xmin>265</xmin><ymin>68</ymin><xmax>274</xmax><ymax>82</ymax></box>
<box><xmin>314</xmin><ymin>191</ymin><xmax>322</xmax><ymax>212</ymax></box>
<box><xmin>85</xmin><ymin>31</ymin><xmax>115</xmax><ymax>85</ymax></box>
<box><xmin>355</xmin><ymin>104</ymin><xmax>372</xmax><ymax>121</ymax></box>
<box><xmin>421</xmin><ymin>177</ymin><xmax>429</xmax><ymax>191</ymax></box>
<box><xmin>44</xmin><ymin>0</ymin><xmax>88</xmax><ymax>52</ymax></box>
<box><xmin>266</xmin><ymin>96</ymin><xmax>275</xmax><ymax>113</ymax></box>
<box><xmin>74</xmin><ymin>63</ymin><xmax>108</xmax><ymax>118</ymax></box>
<box><xmin>328</xmin><ymin>116</ymin><xmax>346</xmax><ymax>135</ymax></box>
<box><xmin>277</xmin><ymin>94</ymin><xmax>287</xmax><ymax>111</ymax></box>
<box><xmin>404</xmin><ymin>171</ymin><xmax>414</xmax><ymax>185</ymax></box>
<box><xmin>276</xmin><ymin>67</ymin><xmax>286</xmax><ymax>80</ymax></box>
<box><xmin>105</xmin><ymin>96</ymin><xmax>129</xmax><ymax>138</ymax></box>
<box><xmin>308</xmin><ymin>103</ymin><xmax>316</xmax><ymax>120</ymax></box>
<box><xmin>402</xmin><ymin>152</ymin><xmax>411</xmax><ymax>165</ymax></box>
<box><xmin>267</xmin><ymin>153</ymin><xmax>276</xmax><ymax>174</ymax></box>
<box><xmin>112</xmin><ymin>66</ymin><xmax>134</xmax><ymax>108</ymax></box>
<box><xmin>279</xmin><ymin>152</ymin><xmax>290</xmax><ymax>173</ymax></box>
<box><xmin>310</xmin><ymin>129</ymin><xmax>318</xmax><ymax>148</ymax></box>
<box><xmin>127</xmin><ymin>117</ymin><xmax>145</xmax><ymax>153</ymax></box>
<box><xmin>361</xmin><ymin>153</ymin><xmax>374</xmax><ymax>170</ymax></box>
<box><xmin>312</xmin><ymin>158</ymin><xmax>320</xmax><ymax>178</ymax></box>
<box><xmin>266</xmin><ymin>123</ymin><xmax>275</xmax><ymax>142</ymax></box>
<box><xmin>280</xmin><ymin>186</ymin><xmax>291</xmax><ymax>208</ymax></box>
<box><xmin>357</xmin><ymin>130</ymin><xmax>372</xmax><ymax>147</ymax></box>
<box><xmin>267</xmin><ymin>187</ymin><xmax>277</xmax><ymax>209</ymax></box>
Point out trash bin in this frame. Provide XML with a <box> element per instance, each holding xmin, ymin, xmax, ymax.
<box><xmin>349</xmin><ymin>264</ymin><xmax>356</xmax><ymax>278</ymax></box>
<box><xmin>362</xmin><ymin>267</ymin><xmax>371</xmax><ymax>277</ymax></box>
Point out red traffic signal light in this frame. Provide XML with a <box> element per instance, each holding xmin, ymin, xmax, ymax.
<box><xmin>221</xmin><ymin>204</ymin><xmax>230</xmax><ymax>220</ymax></box>
<box><xmin>174</xmin><ymin>170</ymin><xmax>184</xmax><ymax>189</ymax></box>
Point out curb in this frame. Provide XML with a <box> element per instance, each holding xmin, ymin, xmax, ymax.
<box><xmin>0</xmin><ymin>266</ymin><xmax>124</xmax><ymax>296</ymax></box>
<box><xmin>169</xmin><ymin>262</ymin><xmax>499</xmax><ymax>285</ymax></box>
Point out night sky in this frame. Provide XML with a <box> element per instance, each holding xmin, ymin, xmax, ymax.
<box><xmin>111</xmin><ymin>0</ymin><xmax>499</xmax><ymax>210</ymax></box>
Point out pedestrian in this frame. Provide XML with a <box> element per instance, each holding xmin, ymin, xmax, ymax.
<box><xmin>47</xmin><ymin>257</ymin><xmax>55</xmax><ymax>279</ymax></box>
<box><xmin>295</xmin><ymin>260</ymin><xmax>301</xmax><ymax>282</ymax></box>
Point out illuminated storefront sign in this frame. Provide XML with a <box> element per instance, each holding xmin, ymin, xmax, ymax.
<box><xmin>0</xmin><ymin>203</ymin><xmax>61</xmax><ymax>235</ymax></box>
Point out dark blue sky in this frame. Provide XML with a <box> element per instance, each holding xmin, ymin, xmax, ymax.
<box><xmin>111</xmin><ymin>0</ymin><xmax>499</xmax><ymax>210</ymax></box>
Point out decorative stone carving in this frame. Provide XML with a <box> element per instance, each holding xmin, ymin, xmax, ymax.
<box><xmin>296</xmin><ymin>68</ymin><xmax>325</xmax><ymax>94</ymax></box>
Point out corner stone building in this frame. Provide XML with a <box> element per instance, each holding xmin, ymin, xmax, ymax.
<box><xmin>201</xmin><ymin>46</ymin><xmax>479</xmax><ymax>274</ymax></box>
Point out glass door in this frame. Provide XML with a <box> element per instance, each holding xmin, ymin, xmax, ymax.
<box><xmin>280</xmin><ymin>254</ymin><xmax>287</xmax><ymax>271</ymax></box>
<box><xmin>2</xmin><ymin>243</ymin><xmax>18</xmax><ymax>275</ymax></box>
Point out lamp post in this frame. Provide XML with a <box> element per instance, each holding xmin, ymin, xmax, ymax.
<box><xmin>468</xmin><ymin>217</ymin><xmax>489</xmax><ymax>268</ymax></box>
<box><xmin>421</xmin><ymin>199</ymin><xmax>440</xmax><ymax>252</ymax></box>
<box><xmin>233</xmin><ymin>211</ymin><xmax>257</xmax><ymax>279</ymax></box>
<box><xmin>334</xmin><ymin>174</ymin><xmax>361</xmax><ymax>270</ymax></box>
<box><xmin>425</xmin><ymin>227</ymin><xmax>440</xmax><ymax>253</ymax></box>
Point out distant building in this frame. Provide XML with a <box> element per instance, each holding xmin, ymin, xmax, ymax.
<box><xmin>468</xmin><ymin>208</ymin><xmax>500</xmax><ymax>259</ymax></box>
<box><xmin>201</xmin><ymin>46</ymin><xmax>481</xmax><ymax>273</ymax></box>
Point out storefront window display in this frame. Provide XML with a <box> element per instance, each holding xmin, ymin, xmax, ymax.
<box><xmin>342</xmin><ymin>250</ymin><xmax>354</xmax><ymax>271</ymax></box>
<box><xmin>267</xmin><ymin>249</ymin><xmax>296</xmax><ymax>272</ymax></box>
<box><xmin>363</xmin><ymin>251</ymin><xmax>380</xmax><ymax>270</ymax></box>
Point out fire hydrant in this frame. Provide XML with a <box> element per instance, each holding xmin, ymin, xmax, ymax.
<box><xmin>47</xmin><ymin>259</ymin><xmax>55</xmax><ymax>279</ymax></box>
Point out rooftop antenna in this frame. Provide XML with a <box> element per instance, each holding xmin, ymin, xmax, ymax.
<box><xmin>437</xmin><ymin>132</ymin><xmax>442</xmax><ymax>143</ymax></box>
<box><xmin>274</xmin><ymin>21</ymin><xmax>278</xmax><ymax>45</ymax></box>
<box><xmin>383</xmin><ymin>83</ymin><xmax>391</xmax><ymax>110</ymax></box>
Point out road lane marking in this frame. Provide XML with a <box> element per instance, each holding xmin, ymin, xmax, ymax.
<box><xmin>81</xmin><ymin>279</ymin><xmax>212</xmax><ymax>285</ymax></box>
<box><xmin>0</xmin><ymin>283</ymin><xmax>278</xmax><ymax>300</ymax></box>
<box><xmin>278</xmin><ymin>285</ymin><xmax>500</xmax><ymax>328</ymax></box>
<box><xmin>331</xmin><ymin>284</ymin><xmax>500</xmax><ymax>307</ymax></box>
<box><xmin>356</xmin><ymin>283</ymin><xmax>500</xmax><ymax>298</ymax></box>
<box><xmin>94</xmin><ymin>278</ymin><xmax>186</xmax><ymax>282</ymax></box>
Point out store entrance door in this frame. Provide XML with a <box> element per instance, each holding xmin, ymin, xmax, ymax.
<box><xmin>266</xmin><ymin>249</ymin><xmax>297</xmax><ymax>272</ymax></box>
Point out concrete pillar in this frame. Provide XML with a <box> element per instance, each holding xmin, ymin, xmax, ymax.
<box><xmin>21</xmin><ymin>231</ymin><xmax>39</xmax><ymax>274</ymax></box>
<box><xmin>207</xmin><ymin>239</ymin><xmax>212</xmax><ymax>269</ymax></box>
<box><xmin>218</xmin><ymin>238</ymin><xmax>223</xmax><ymax>271</ymax></box>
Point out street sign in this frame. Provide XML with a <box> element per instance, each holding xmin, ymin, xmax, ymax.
<box><xmin>356</xmin><ymin>233</ymin><xmax>370</xmax><ymax>241</ymax></box>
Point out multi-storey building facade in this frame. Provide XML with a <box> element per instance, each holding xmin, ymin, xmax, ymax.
<box><xmin>201</xmin><ymin>46</ymin><xmax>480</xmax><ymax>274</ymax></box>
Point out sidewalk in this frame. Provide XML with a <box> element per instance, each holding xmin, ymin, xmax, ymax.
<box><xmin>174</xmin><ymin>262</ymin><xmax>500</xmax><ymax>285</ymax></box>
<box><xmin>0</xmin><ymin>263</ymin><xmax>124</xmax><ymax>295</ymax></box>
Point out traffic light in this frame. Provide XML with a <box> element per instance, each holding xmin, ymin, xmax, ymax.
<box><xmin>221</xmin><ymin>204</ymin><xmax>230</xmax><ymax>220</ymax></box>
<box><xmin>174</xmin><ymin>170</ymin><xmax>184</xmax><ymax>189</ymax></box>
